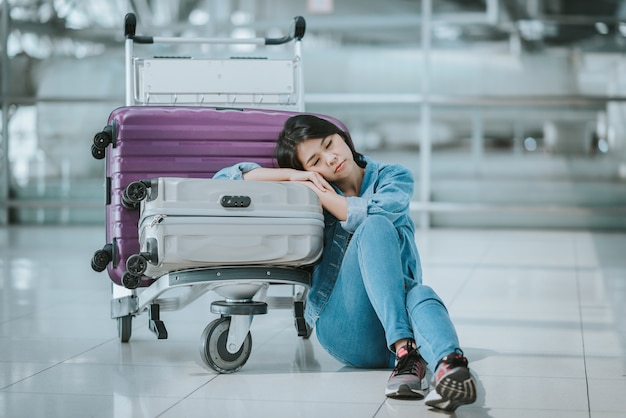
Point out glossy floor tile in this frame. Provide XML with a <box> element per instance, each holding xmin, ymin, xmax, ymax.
<box><xmin>1</xmin><ymin>226</ymin><xmax>625</xmax><ymax>418</ymax></box>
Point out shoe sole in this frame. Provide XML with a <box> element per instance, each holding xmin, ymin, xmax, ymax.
<box><xmin>425</xmin><ymin>367</ymin><xmax>476</xmax><ymax>411</ymax></box>
<box><xmin>385</xmin><ymin>383</ymin><xmax>427</xmax><ymax>400</ymax></box>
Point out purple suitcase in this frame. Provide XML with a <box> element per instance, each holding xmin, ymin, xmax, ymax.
<box><xmin>91</xmin><ymin>106</ymin><xmax>298</xmax><ymax>288</ymax></box>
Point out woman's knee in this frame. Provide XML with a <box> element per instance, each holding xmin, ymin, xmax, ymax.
<box><xmin>353</xmin><ymin>215</ymin><xmax>396</xmax><ymax>242</ymax></box>
<box><xmin>406</xmin><ymin>284</ymin><xmax>446</xmax><ymax>309</ymax></box>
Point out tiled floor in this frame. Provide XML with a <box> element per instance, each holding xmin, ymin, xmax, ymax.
<box><xmin>1</xmin><ymin>225</ymin><xmax>625</xmax><ymax>417</ymax></box>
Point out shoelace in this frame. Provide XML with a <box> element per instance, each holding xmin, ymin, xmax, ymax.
<box><xmin>393</xmin><ymin>343</ymin><xmax>423</xmax><ymax>377</ymax></box>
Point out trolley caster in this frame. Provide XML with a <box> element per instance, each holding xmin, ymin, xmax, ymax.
<box><xmin>91</xmin><ymin>245</ymin><xmax>112</xmax><ymax>272</ymax></box>
<box><xmin>91</xmin><ymin>144</ymin><xmax>105</xmax><ymax>160</ymax></box>
<box><xmin>121</xmin><ymin>272</ymin><xmax>142</xmax><ymax>289</ymax></box>
<box><xmin>126</xmin><ymin>253</ymin><xmax>148</xmax><ymax>276</ymax></box>
<box><xmin>118</xmin><ymin>315</ymin><xmax>132</xmax><ymax>342</ymax></box>
<box><xmin>92</xmin><ymin>126</ymin><xmax>113</xmax><ymax>159</ymax></box>
<box><xmin>121</xmin><ymin>180</ymin><xmax>148</xmax><ymax>209</ymax></box>
<box><xmin>200</xmin><ymin>317</ymin><xmax>252</xmax><ymax>374</ymax></box>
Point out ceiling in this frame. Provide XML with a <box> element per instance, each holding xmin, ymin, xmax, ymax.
<box><xmin>4</xmin><ymin>0</ymin><xmax>626</xmax><ymax>59</ymax></box>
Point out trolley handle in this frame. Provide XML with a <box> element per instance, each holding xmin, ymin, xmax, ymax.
<box><xmin>124</xmin><ymin>13</ymin><xmax>305</xmax><ymax>45</ymax></box>
<box><xmin>266</xmin><ymin>16</ymin><xmax>306</xmax><ymax>44</ymax></box>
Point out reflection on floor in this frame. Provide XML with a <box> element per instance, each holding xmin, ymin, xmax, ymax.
<box><xmin>1</xmin><ymin>226</ymin><xmax>625</xmax><ymax>417</ymax></box>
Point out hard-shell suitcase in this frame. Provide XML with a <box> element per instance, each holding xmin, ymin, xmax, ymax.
<box><xmin>125</xmin><ymin>177</ymin><xmax>324</xmax><ymax>280</ymax></box>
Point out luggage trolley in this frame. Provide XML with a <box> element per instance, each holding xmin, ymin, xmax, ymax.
<box><xmin>90</xmin><ymin>13</ymin><xmax>318</xmax><ymax>373</ymax></box>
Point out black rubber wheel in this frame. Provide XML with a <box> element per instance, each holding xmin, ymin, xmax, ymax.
<box><xmin>93</xmin><ymin>130</ymin><xmax>111</xmax><ymax>148</ymax></box>
<box><xmin>200</xmin><ymin>317</ymin><xmax>252</xmax><ymax>373</ymax></box>
<box><xmin>121</xmin><ymin>272</ymin><xmax>142</xmax><ymax>289</ymax></box>
<box><xmin>121</xmin><ymin>181</ymin><xmax>148</xmax><ymax>209</ymax></box>
<box><xmin>91</xmin><ymin>249</ymin><xmax>111</xmax><ymax>272</ymax></box>
<box><xmin>91</xmin><ymin>144</ymin><xmax>105</xmax><ymax>160</ymax></box>
<box><xmin>118</xmin><ymin>315</ymin><xmax>132</xmax><ymax>342</ymax></box>
<box><xmin>125</xmin><ymin>254</ymin><xmax>147</xmax><ymax>276</ymax></box>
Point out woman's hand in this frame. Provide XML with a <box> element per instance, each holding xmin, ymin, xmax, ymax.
<box><xmin>243</xmin><ymin>167</ymin><xmax>334</xmax><ymax>192</ymax></box>
<box><xmin>289</xmin><ymin>170</ymin><xmax>333</xmax><ymax>193</ymax></box>
<box><xmin>299</xmin><ymin>180</ymin><xmax>347</xmax><ymax>220</ymax></box>
<box><xmin>243</xmin><ymin>167</ymin><xmax>332</xmax><ymax>192</ymax></box>
<box><xmin>242</xmin><ymin>167</ymin><xmax>346</xmax><ymax>219</ymax></box>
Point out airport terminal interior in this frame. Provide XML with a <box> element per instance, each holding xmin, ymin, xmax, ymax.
<box><xmin>1</xmin><ymin>0</ymin><xmax>626</xmax><ymax>417</ymax></box>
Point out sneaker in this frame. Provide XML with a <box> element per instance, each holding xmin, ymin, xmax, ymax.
<box><xmin>424</xmin><ymin>350</ymin><xmax>477</xmax><ymax>411</ymax></box>
<box><xmin>385</xmin><ymin>341</ymin><xmax>429</xmax><ymax>399</ymax></box>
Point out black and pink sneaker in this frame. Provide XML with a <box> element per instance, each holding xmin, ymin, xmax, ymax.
<box><xmin>385</xmin><ymin>341</ymin><xmax>429</xmax><ymax>399</ymax></box>
<box><xmin>424</xmin><ymin>350</ymin><xmax>477</xmax><ymax>411</ymax></box>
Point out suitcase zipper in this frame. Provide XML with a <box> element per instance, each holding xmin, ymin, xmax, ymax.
<box><xmin>149</xmin><ymin>214</ymin><xmax>167</xmax><ymax>228</ymax></box>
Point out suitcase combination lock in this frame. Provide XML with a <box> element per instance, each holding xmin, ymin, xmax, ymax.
<box><xmin>220</xmin><ymin>195</ymin><xmax>251</xmax><ymax>208</ymax></box>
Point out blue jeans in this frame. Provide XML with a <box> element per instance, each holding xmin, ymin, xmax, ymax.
<box><xmin>315</xmin><ymin>215</ymin><xmax>460</xmax><ymax>369</ymax></box>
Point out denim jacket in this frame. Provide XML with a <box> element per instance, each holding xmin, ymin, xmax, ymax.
<box><xmin>213</xmin><ymin>156</ymin><xmax>421</xmax><ymax>326</ymax></box>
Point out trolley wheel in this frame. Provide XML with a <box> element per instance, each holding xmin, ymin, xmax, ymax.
<box><xmin>91</xmin><ymin>144</ymin><xmax>105</xmax><ymax>160</ymax></box>
<box><xmin>91</xmin><ymin>249</ymin><xmax>111</xmax><ymax>272</ymax></box>
<box><xmin>125</xmin><ymin>254</ymin><xmax>147</xmax><ymax>276</ymax></box>
<box><xmin>118</xmin><ymin>315</ymin><xmax>132</xmax><ymax>342</ymax></box>
<box><xmin>121</xmin><ymin>181</ymin><xmax>148</xmax><ymax>209</ymax></box>
<box><xmin>121</xmin><ymin>272</ymin><xmax>142</xmax><ymax>289</ymax></box>
<box><xmin>200</xmin><ymin>317</ymin><xmax>252</xmax><ymax>374</ymax></box>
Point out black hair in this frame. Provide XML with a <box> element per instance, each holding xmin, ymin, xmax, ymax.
<box><xmin>276</xmin><ymin>114</ymin><xmax>366</xmax><ymax>170</ymax></box>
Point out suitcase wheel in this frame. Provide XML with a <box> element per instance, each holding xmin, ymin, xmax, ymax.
<box><xmin>91</xmin><ymin>248</ymin><xmax>112</xmax><ymax>272</ymax></box>
<box><xmin>200</xmin><ymin>317</ymin><xmax>252</xmax><ymax>374</ymax></box>
<box><xmin>91</xmin><ymin>144</ymin><xmax>105</xmax><ymax>160</ymax></box>
<box><xmin>125</xmin><ymin>254</ymin><xmax>148</xmax><ymax>276</ymax></box>
<box><xmin>121</xmin><ymin>272</ymin><xmax>142</xmax><ymax>289</ymax></box>
<box><xmin>118</xmin><ymin>315</ymin><xmax>132</xmax><ymax>342</ymax></box>
<box><xmin>92</xmin><ymin>126</ymin><xmax>113</xmax><ymax>159</ymax></box>
<box><xmin>121</xmin><ymin>181</ymin><xmax>148</xmax><ymax>209</ymax></box>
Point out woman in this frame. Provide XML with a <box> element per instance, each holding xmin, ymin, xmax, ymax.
<box><xmin>214</xmin><ymin>114</ymin><xmax>477</xmax><ymax>411</ymax></box>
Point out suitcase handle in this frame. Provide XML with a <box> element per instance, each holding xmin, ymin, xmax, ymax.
<box><xmin>124</xmin><ymin>13</ymin><xmax>305</xmax><ymax>46</ymax></box>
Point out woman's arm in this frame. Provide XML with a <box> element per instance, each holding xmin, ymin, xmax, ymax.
<box><xmin>300</xmin><ymin>183</ymin><xmax>348</xmax><ymax>221</ymax></box>
<box><xmin>246</xmin><ymin>168</ymin><xmax>347</xmax><ymax>219</ymax></box>
<box><xmin>340</xmin><ymin>164</ymin><xmax>414</xmax><ymax>233</ymax></box>
<box><xmin>316</xmin><ymin>189</ymin><xmax>348</xmax><ymax>221</ymax></box>
<box><xmin>244</xmin><ymin>167</ymin><xmax>334</xmax><ymax>194</ymax></box>
<box><xmin>242</xmin><ymin>167</ymin><xmax>301</xmax><ymax>181</ymax></box>
<box><xmin>215</xmin><ymin>163</ymin><xmax>337</xmax><ymax>213</ymax></box>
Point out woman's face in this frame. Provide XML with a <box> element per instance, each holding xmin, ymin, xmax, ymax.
<box><xmin>296</xmin><ymin>134</ymin><xmax>355</xmax><ymax>181</ymax></box>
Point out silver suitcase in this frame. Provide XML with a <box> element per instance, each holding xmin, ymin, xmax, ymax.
<box><xmin>125</xmin><ymin>177</ymin><xmax>324</xmax><ymax>279</ymax></box>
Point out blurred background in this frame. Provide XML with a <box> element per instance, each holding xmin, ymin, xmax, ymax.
<box><xmin>1</xmin><ymin>0</ymin><xmax>626</xmax><ymax>229</ymax></box>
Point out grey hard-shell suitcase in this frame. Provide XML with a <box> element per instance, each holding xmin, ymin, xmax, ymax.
<box><xmin>125</xmin><ymin>177</ymin><xmax>324</xmax><ymax>279</ymax></box>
